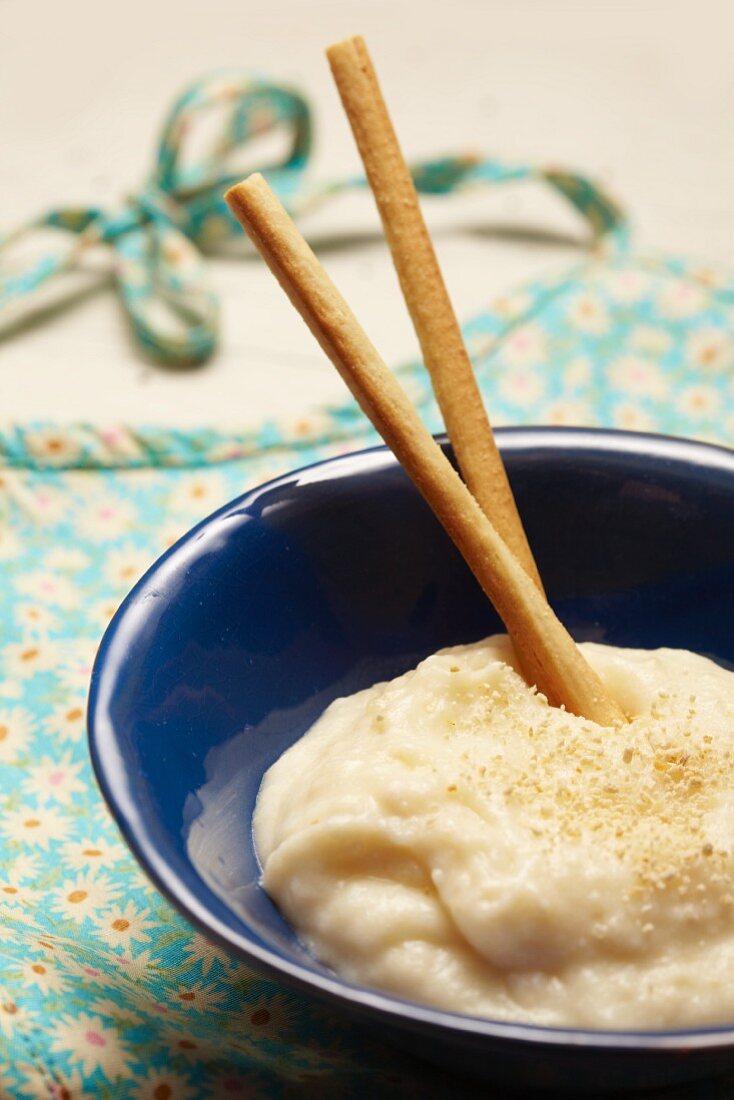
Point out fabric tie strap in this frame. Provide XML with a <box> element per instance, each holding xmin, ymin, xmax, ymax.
<box><xmin>0</xmin><ymin>72</ymin><xmax>628</xmax><ymax>367</ymax></box>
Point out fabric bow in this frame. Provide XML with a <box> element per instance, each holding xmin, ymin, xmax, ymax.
<box><xmin>0</xmin><ymin>72</ymin><xmax>627</xmax><ymax>366</ymax></box>
<box><xmin>0</xmin><ymin>76</ymin><xmax>318</xmax><ymax>365</ymax></box>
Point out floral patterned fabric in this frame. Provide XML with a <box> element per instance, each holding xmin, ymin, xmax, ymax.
<box><xmin>1</xmin><ymin>241</ymin><xmax>734</xmax><ymax>1099</ymax></box>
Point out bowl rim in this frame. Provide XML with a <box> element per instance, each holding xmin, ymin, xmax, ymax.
<box><xmin>88</xmin><ymin>425</ymin><xmax>734</xmax><ymax>1052</ymax></box>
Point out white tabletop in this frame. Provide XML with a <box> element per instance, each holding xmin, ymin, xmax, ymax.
<box><xmin>1</xmin><ymin>0</ymin><xmax>732</xmax><ymax>427</ymax></box>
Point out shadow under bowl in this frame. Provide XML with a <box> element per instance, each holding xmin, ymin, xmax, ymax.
<box><xmin>89</xmin><ymin>427</ymin><xmax>734</xmax><ymax>1095</ymax></box>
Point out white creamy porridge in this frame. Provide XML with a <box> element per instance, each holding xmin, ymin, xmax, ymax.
<box><xmin>254</xmin><ymin>636</ymin><xmax>734</xmax><ymax>1029</ymax></box>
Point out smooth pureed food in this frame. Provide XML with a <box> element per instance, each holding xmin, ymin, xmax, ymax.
<box><xmin>254</xmin><ymin>637</ymin><xmax>734</xmax><ymax>1029</ymax></box>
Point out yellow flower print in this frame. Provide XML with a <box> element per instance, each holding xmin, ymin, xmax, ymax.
<box><xmin>611</xmin><ymin>404</ymin><xmax>656</xmax><ymax>432</ymax></box>
<box><xmin>493</xmin><ymin>291</ymin><xmax>532</xmax><ymax>320</ymax></box>
<box><xmin>160</xmin><ymin>1028</ymin><xmax>217</xmax><ymax>1062</ymax></box>
<box><xmin>14</xmin><ymin>603</ymin><xmax>59</xmax><ymax>634</ymax></box>
<box><xmin>160</xmin><ymin>524</ymin><xmax>189</xmax><ymax>550</ymax></box>
<box><xmin>567</xmin><ymin>293</ymin><xmax>610</xmax><ymax>335</ymax></box>
<box><xmin>129</xmin><ymin>1068</ymin><xmax>197</xmax><ymax>1100</ymax></box>
<box><xmin>62</xmin><ymin>836</ymin><xmax>127</xmax><ymax>873</ymax></box>
<box><xmin>89</xmin><ymin>597</ymin><xmax>122</xmax><ymax>631</ymax></box>
<box><xmin>103</xmin><ymin>546</ymin><xmax>155</xmax><ymax>591</ymax></box>
<box><xmin>543</xmin><ymin>399</ymin><xmax>593</xmax><ymax>427</ymax></box>
<box><xmin>2</xmin><ymin>640</ymin><xmax>60</xmax><ymax>680</ymax></box>
<box><xmin>685</xmin><ymin>328</ymin><xmax>734</xmax><ymax>375</ymax></box>
<box><xmin>32</xmin><ymin>932</ymin><xmax>63</xmax><ymax>953</ymax></box>
<box><xmin>23</xmin><ymin>429</ymin><xmax>83</xmax><ymax>467</ymax></box>
<box><xmin>0</xmin><ymin>998</ymin><xmax>33</xmax><ymax>1040</ymax></box>
<box><xmin>690</xmin><ymin>266</ymin><xmax>727</xmax><ymax>289</ymax></box>
<box><xmin>282</xmin><ymin>410</ymin><xmax>333</xmax><ymax>441</ymax></box>
<box><xmin>168</xmin><ymin>472</ymin><xmax>227</xmax><ymax>516</ymax></box>
<box><xmin>235</xmin><ymin>992</ymin><xmax>304</xmax><ymax>1040</ymax></box>
<box><xmin>0</xmin><ymin>708</ymin><xmax>34</xmax><ymax>763</ymax></box>
<box><xmin>14</xmin><ymin>1065</ymin><xmax>93</xmax><ymax>1100</ymax></box>
<box><xmin>171</xmin><ymin>980</ymin><xmax>228</xmax><ymax>1014</ymax></box>
<box><xmin>677</xmin><ymin>385</ymin><xmax>721</xmax><ymax>420</ymax></box>
<box><xmin>19</xmin><ymin>957</ymin><xmax>68</xmax><ymax>996</ymax></box>
<box><xmin>43</xmin><ymin>700</ymin><xmax>87</xmax><ymax>744</ymax></box>
<box><xmin>1</xmin><ymin>805</ymin><xmax>72</xmax><ymax>849</ymax></box>
<box><xmin>50</xmin><ymin>1012</ymin><xmax>133</xmax><ymax>1080</ymax></box>
<box><xmin>52</xmin><ymin>872</ymin><xmax>121</xmax><ymax>923</ymax></box>
<box><xmin>0</xmin><ymin>880</ymin><xmax>37</xmax><ymax>913</ymax></box>
<box><xmin>91</xmin><ymin>902</ymin><xmax>156</xmax><ymax>949</ymax></box>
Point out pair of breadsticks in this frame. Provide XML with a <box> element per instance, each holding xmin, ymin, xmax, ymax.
<box><xmin>226</xmin><ymin>36</ymin><xmax>624</xmax><ymax>727</ymax></box>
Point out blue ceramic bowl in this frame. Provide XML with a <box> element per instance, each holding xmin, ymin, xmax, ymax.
<box><xmin>89</xmin><ymin>428</ymin><xmax>734</xmax><ymax>1095</ymax></box>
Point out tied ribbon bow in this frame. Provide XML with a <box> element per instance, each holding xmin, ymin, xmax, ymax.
<box><xmin>0</xmin><ymin>73</ymin><xmax>628</xmax><ymax>367</ymax></box>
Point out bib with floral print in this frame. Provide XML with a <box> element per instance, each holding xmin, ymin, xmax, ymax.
<box><xmin>1</xmin><ymin>79</ymin><xmax>734</xmax><ymax>1100</ymax></box>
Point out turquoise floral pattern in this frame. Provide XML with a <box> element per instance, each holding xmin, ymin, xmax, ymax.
<box><xmin>0</xmin><ymin>449</ymin><xmax>443</xmax><ymax>1100</ymax></box>
<box><xmin>2</xmin><ymin>182</ymin><xmax>734</xmax><ymax>1096</ymax></box>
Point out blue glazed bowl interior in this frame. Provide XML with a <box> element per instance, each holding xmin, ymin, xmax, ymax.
<box><xmin>88</xmin><ymin>428</ymin><xmax>734</xmax><ymax>1090</ymax></box>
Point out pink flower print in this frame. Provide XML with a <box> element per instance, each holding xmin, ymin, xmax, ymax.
<box><xmin>605</xmin><ymin>269</ymin><xmax>649</xmax><ymax>303</ymax></box>
<box><xmin>497</xmin><ymin>367</ymin><xmax>546</xmax><ymax>407</ymax></box>
<box><xmin>78</xmin><ymin>494</ymin><xmax>135</xmax><ymax>541</ymax></box>
<box><xmin>50</xmin><ymin>1012</ymin><xmax>132</xmax><ymax>1079</ymax></box>
<box><xmin>500</xmin><ymin>323</ymin><xmax>547</xmax><ymax>367</ymax></box>
<box><xmin>16</xmin><ymin>570</ymin><xmax>77</xmax><ymax>609</ymax></box>
<box><xmin>657</xmin><ymin>280</ymin><xmax>706</xmax><ymax>319</ymax></box>
<box><xmin>608</xmin><ymin>356</ymin><xmax>666</xmax><ymax>399</ymax></box>
<box><xmin>23</xmin><ymin>753</ymin><xmax>86</xmax><ymax>805</ymax></box>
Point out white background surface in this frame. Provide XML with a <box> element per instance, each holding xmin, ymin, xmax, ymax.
<box><xmin>1</xmin><ymin>0</ymin><xmax>733</xmax><ymax>426</ymax></box>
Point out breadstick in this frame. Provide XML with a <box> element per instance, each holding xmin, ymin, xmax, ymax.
<box><xmin>326</xmin><ymin>35</ymin><xmax>543</xmax><ymax>592</ymax></box>
<box><xmin>225</xmin><ymin>175</ymin><xmax>624</xmax><ymax>725</ymax></box>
